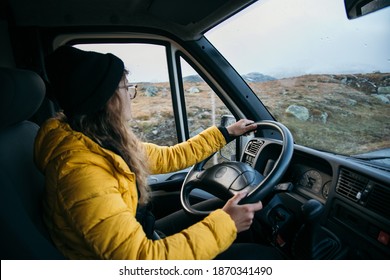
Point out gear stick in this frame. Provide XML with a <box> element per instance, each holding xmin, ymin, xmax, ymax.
<box><xmin>292</xmin><ymin>199</ymin><xmax>339</xmax><ymax>259</ymax></box>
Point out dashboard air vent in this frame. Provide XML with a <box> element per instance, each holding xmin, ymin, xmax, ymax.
<box><xmin>366</xmin><ymin>182</ymin><xmax>390</xmax><ymax>219</ymax></box>
<box><xmin>336</xmin><ymin>168</ymin><xmax>390</xmax><ymax>219</ymax></box>
<box><xmin>245</xmin><ymin>139</ymin><xmax>264</xmax><ymax>156</ymax></box>
<box><xmin>336</xmin><ymin>169</ymin><xmax>368</xmax><ymax>201</ymax></box>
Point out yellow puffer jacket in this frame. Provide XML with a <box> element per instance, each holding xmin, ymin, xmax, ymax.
<box><xmin>34</xmin><ymin>118</ymin><xmax>237</xmax><ymax>260</ymax></box>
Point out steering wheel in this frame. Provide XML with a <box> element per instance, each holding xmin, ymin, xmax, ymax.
<box><xmin>180</xmin><ymin>120</ymin><xmax>294</xmax><ymax>216</ymax></box>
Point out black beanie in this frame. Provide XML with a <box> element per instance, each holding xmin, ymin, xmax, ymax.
<box><xmin>46</xmin><ymin>46</ymin><xmax>124</xmax><ymax>117</ymax></box>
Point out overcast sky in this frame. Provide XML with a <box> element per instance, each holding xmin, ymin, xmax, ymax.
<box><xmin>206</xmin><ymin>0</ymin><xmax>390</xmax><ymax>78</ymax></box>
<box><xmin>78</xmin><ymin>0</ymin><xmax>390</xmax><ymax>82</ymax></box>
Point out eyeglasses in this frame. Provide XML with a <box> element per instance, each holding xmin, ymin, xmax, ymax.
<box><xmin>119</xmin><ymin>84</ymin><xmax>137</xmax><ymax>99</ymax></box>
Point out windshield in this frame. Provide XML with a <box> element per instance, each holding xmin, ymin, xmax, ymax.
<box><xmin>206</xmin><ymin>0</ymin><xmax>390</xmax><ymax>161</ymax></box>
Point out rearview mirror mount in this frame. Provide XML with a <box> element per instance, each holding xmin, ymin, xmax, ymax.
<box><xmin>344</xmin><ymin>0</ymin><xmax>390</xmax><ymax>19</ymax></box>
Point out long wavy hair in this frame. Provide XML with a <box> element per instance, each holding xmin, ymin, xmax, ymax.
<box><xmin>57</xmin><ymin>73</ymin><xmax>151</xmax><ymax>205</ymax></box>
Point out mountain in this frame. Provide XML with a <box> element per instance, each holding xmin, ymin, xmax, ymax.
<box><xmin>183</xmin><ymin>72</ymin><xmax>275</xmax><ymax>83</ymax></box>
<box><xmin>242</xmin><ymin>72</ymin><xmax>276</xmax><ymax>82</ymax></box>
<box><xmin>183</xmin><ymin>75</ymin><xmax>204</xmax><ymax>83</ymax></box>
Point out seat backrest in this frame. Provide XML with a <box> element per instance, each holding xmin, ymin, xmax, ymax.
<box><xmin>0</xmin><ymin>67</ymin><xmax>64</xmax><ymax>259</ymax></box>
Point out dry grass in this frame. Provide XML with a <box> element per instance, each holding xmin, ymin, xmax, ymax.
<box><xmin>130</xmin><ymin>73</ymin><xmax>390</xmax><ymax>155</ymax></box>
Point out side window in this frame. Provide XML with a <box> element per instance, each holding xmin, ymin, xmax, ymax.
<box><xmin>180</xmin><ymin>57</ymin><xmax>236</xmax><ymax>164</ymax></box>
<box><xmin>76</xmin><ymin>43</ymin><xmax>177</xmax><ymax>146</ymax></box>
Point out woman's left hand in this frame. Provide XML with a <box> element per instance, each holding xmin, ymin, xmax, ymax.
<box><xmin>226</xmin><ymin>119</ymin><xmax>257</xmax><ymax>137</ymax></box>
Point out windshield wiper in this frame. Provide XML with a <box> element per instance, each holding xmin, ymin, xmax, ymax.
<box><xmin>351</xmin><ymin>148</ymin><xmax>390</xmax><ymax>160</ymax></box>
<box><xmin>352</xmin><ymin>155</ymin><xmax>390</xmax><ymax>160</ymax></box>
<box><xmin>350</xmin><ymin>151</ymin><xmax>390</xmax><ymax>170</ymax></box>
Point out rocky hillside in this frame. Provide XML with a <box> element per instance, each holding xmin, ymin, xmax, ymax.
<box><xmin>249</xmin><ymin>73</ymin><xmax>390</xmax><ymax>154</ymax></box>
<box><xmin>131</xmin><ymin>73</ymin><xmax>390</xmax><ymax>154</ymax></box>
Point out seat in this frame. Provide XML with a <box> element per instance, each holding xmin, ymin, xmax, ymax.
<box><xmin>0</xmin><ymin>67</ymin><xmax>64</xmax><ymax>259</ymax></box>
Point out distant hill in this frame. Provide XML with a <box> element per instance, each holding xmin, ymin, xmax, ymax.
<box><xmin>183</xmin><ymin>72</ymin><xmax>275</xmax><ymax>83</ymax></box>
<box><xmin>242</xmin><ymin>72</ymin><xmax>276</xmax><ymax>82</ymax></box>
<box><xmin>183</xmin><ymin>75</ymin><xmax>204</xmax><ymax>83</ymax></box>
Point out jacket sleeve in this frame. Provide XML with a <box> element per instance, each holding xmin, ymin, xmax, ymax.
<box><xmin>56</xmin><ymin>161</ymin><xmax>236</xmax><ymax>260</ymax></box>
<box><xmin>144</xmin><ymin>126</ymin><xmax>227</xmax><ymax>174</ymax></box>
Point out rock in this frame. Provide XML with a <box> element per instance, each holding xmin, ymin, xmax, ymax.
<box><xmin>378</xmin><ymin>86</ymin><xmax>390</xmax><ymax>95</ymax></box>
<box><xmin>285</xmin><ymin>105</ymin><xmax>310</xmax><ymax>121</ymax></box>
<box><xmin>346</xmin><ymin>98</ymin><xmax>357</xmax><ymax>106</ymax></box>
<box><xmin>145</xmin><ymin>86</ymin><xmax>158</xmax><ymax>97</ymax></box>
<box><xmin>161</xmin><ymin>88</ymin><xmax>168</xmax><ymax>97</ymax></box>
<box><xmin>187</xmin><ymin>86</ymin><xmax>200</xmax><ymax>93</ymax></box>
<box><xmin>371</xmin><ymin>94</ymin><xmax>390</xmax><ymax>104</ymax></box>
<box><xmin>320</xmin><ymin>112</ymin><xmax>328</xmax><ymax>124</ymax></box>
<box><xmin>310</xmin><ymin>109</ymin><xmax>328</xmax><ymax>124</ymax></box>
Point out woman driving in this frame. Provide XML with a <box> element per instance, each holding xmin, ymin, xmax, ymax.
<box><xmin>34</xmin><ymin>46</ymin><xmax>281</xmax><ymax>260</ymax></box>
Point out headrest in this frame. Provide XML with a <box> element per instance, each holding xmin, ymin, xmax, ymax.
<box><xmin>0</xmin><ymin>67</ymin><xmax>45</xmax><ymax>129</ymax></box>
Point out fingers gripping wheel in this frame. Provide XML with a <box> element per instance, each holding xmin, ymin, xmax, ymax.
<box><xmin>180</xmin><ymin>121</ymin><xmax>294</xmax><ymax>216</ymax></box>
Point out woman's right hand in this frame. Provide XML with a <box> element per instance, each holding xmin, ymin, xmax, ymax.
<box><xmin>222</xmin><ymin>192</ymin><xmax>263</xmax><ymax>233</ymax></box>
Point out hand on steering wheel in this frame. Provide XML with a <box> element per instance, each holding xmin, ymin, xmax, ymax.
<box><xmin>222</xmin><ymin>192</ymin><xmax>263</xmax><ymax>233</ymax></box>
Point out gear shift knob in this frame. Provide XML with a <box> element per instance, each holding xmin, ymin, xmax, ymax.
<box><xmin>301</xmin><ymin>199</ymin><xmax>324</xmax><ymax>223</ymax></box>
<box><xmin>293</xmin><ymin>199</ymin><xmax>340</xmax><ymax>259</ymax></box>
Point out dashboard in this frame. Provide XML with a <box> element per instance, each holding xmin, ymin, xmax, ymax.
<box><xmin>240</xmin><ymin>137</ymin><xmax>390</xmax><ymax>259</ymax></box>
<box><xmin>240</xmin><ymin>137</ymin><xmax>333</xmax><ymax>203</ymax></box>
<box><xmin>288</xmin><ymin>160</ymin><xmax>333</xmax><ymax>203</ymax></box>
